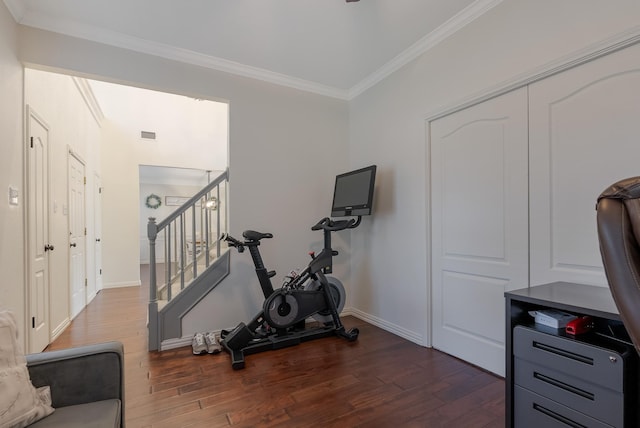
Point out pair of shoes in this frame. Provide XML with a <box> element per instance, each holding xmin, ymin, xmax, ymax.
<box><xmin>204</xmin><ymin>331</ymin><xmax>222</xmax><ymax>354</ymax></box>
<box><xmin>192</xmin><ymin>332</ymin><xmax>207</xmax><ymax>355</ymax></box>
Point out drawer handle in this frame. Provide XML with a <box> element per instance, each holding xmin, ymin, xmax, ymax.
<box><xmin>533</xmin><ymin>403</ymin><xmax>587</xmax><ymax>428</ymax></box>
<box><xmin>534</xmin><ymin>372</ymin><xmax>594</xmax><ymax>401</ymax></box>
<box><xmin>533</xmin><ymin>341</ymin><xmax>594</xmax><ymax>365</ymax></box>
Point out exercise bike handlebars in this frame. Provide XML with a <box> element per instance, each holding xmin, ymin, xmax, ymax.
<box><xmin>220</xmin><ymin>233</ymin><xmax>245</xmax><ymax>252</ymax></box>
<box><xmin>311</xmin><ymin>216</ymin><xmax>361</xmax><ymax>232</ymax></box>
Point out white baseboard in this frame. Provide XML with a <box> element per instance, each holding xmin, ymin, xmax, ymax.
<box><xmin>159</xmin><ymin>310</ymin><xmax>427</xmax><ymax>351</ymax></box>
<box><xmin>160</xmin><ymin>336</ymin><xmax>193</xmax><ymax>351</ymax></box>
<box><xmin>87</xmin><ymin>290</ymin><xmax>97</xmax><ymax>304</ymax></box>
<box><xmin>343</xmin><ymin>307</ymin><xmax>427</xmax><ymax>346</ymax></box>
<box><xmin>102</xmin><ymin>280</ymin><xmax>141</xmax><ymax>289</ymax></box>
<box><xmin>138</xmin><ymin>259</ymin><xmax>170</xmax><ymax>264</ymax></box>
<box><xmin>50</xmin><ymin>317</ymin><xmax>70</xmax><ymax>342</ymax></box>
<box><xmin>160</xmin><ymin>329</ymin><xmax>224</xmax><ymax>351</ymax></box>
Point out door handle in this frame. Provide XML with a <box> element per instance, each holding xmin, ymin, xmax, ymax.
<box><xmin>96</xmin><ymin>238</ymin><xmax>101</xmax><ymax>242</ymax></box>
<box><xmin>70</xmin><ymin>243</ymin><xmax>77</xmax><ymax>248</ymax></box>
<box><xmin>44</xmin><ymin>244</ymin><xmax>55</xmax><ymax>252</ymax></box>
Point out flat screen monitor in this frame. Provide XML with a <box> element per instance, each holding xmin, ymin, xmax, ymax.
<box><xmin>331</xmin><ymin>165</ymin><xmax>377</xmax><ymax>217</ymax></box>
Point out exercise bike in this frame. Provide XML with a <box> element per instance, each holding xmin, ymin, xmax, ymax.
<box><xmin>219</xmin><ymin>216</ymin><xmax>361</xmax><ymax>370</ymax></box>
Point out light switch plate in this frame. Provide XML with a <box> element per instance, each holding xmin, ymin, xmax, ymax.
<box><xmin>8</xmin><ymin>186</ymin><xmax>18</xmax><ymax>206</ymax></box>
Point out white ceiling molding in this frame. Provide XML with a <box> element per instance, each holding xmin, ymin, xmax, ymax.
<box><xmin>2</xmin><ymin>0</ymin><xmax>26</xmax><ymax>23</ymax></box>
<box><xmin>424</xmin><ymin>25</ymin><xmax>640</xmax><ymax>123</ymax></box>
<box><xmin>72</xmin><ymin>77</ymin><xmax>105</xmax><ymax>126</ymax></box>
<box><xmin>17</xmin><ymin>9</ymin><xmax>350</xmax><ymax>100</ymax></box>
<box><xmin>6</xmin><ymin>0</ymin><xmax>501</xmax><ymax>101</ymax></box>
<box><xmin>348</xmin><ymin>0</ymin><xmax>504</xmax><ymax>99</ymax></box>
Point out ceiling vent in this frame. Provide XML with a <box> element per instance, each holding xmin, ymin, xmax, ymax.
<box><xmin>141</xmin><ymin>131</ymin><xmax>156</xmax><ymax>140</ymax></box>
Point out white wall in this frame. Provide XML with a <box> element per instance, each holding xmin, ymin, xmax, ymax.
<box><xmin>17</xmin><ymin>26</ymin><xmax>350</xmax><ymax>335</ymax></box>
<box><xmin>23</xmin><ymin>68</ymin><xmax>102</xmax><ymax>339</ymax></box>
<box><xmin>348</xmin><ymin>0</ymin><xmax>640</xmax><ymax>344</ymax></box>
<box><xmin>90</xmin><ymin>81</ymin><xmax>229</xmax><ymax>172</ymax></box>
<box><xmin>0</xmin><ymin>1</ymin><xmax>26</xmax><ymax>349</ymax></box>
<box><xmin>138</xmin><ymin>182</ymin><xmax>212</xmax><ymax>264</ymax></box>
<box><xmin>0</xmin><ymin>2</ymin><xmax>103</xmax><ymax>349</ymax></box>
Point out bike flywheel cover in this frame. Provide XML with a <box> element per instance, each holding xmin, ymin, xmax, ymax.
<box><xmin>264</xmin><ymin>293</ymin><xmax>299</xmax><ymax>329</ymax></box>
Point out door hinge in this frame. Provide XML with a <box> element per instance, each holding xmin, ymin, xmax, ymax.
<box><xmin>30</xmin><ymin>137</ymin><xmax>33</xmax><ymax>148</ymax></box>
<box><xmin>85</xmin><ymin>227</ymin><xmax>87</xmax><ymax>236</ymax></box>
<box><xmin>32</xmin><ymin>317</ymin><xmax>35</xmax><ymax>328</ymax></box>
<box><xmin>100</xmin><ymin>268</ymin><xmax>102</xmax><ymax>275</ymax></box>
<box><xmin>85</xmin><ymin>278</ymin><xmax>88</xmax><ymax>287</ymax></box>
<box><xmin>84</xmin><ymin>176</ymin><xmax>86</xmax><ymax>185</ymax></box>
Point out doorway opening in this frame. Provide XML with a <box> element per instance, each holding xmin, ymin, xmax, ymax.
<box><xmin>23</xmin><ymin>68</ymin><xmax>229</xmax><ymax>350</ymax></box>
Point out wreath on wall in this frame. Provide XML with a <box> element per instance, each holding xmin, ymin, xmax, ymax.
<box><xmin>145</xmin><ymin>194</ymin><xmax>162</xmax><ymax>209</ymax></box>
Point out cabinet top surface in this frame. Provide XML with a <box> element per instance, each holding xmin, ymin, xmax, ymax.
<box><xmin>506</xmin><ymin>282</ymin><xmax>620</xmax><ymax>319</ymax></box>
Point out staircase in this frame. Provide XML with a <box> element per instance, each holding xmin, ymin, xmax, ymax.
<box><xmin>147</xmin><ymin>169</ymin><xmax>230</xmax><ymax>351</ymax></box>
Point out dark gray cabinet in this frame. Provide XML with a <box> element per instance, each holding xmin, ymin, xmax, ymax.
<box><xmin>505</xmin><ymin>282</ymin><xmax>639</xmax><ymax>428</ymax></box>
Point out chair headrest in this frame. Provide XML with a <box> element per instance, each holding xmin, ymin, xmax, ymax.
<box><xmin>598</xmin><ymin>176</ymin><xmax>640</xmax><ymax>249</ymax></box>
<box><xmin>597</xmin><ymin>176</ymin><xmax>640</xmax><ymax>203</ymax></box>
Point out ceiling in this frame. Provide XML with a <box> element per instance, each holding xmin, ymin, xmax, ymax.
<box><xmin>4</xmin><ymin>0</ymin><xmax>501</xmax><ymax>99</ymax></box>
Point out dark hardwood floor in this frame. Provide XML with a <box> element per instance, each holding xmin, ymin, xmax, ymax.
<box><xmin>47</xmin><ymin>266</ymin><xmax>505</xmax><ymax>427</ymax></box>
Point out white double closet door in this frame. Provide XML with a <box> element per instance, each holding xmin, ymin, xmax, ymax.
<box><xmin>430</xmin><ymin>42</ymin><xmax>640</xmax><ymax>376</ymax></box>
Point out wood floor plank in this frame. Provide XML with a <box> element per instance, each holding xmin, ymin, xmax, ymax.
<box><xmin>45</xmin><ymin>264</ymin><xmax>505</xmax><ymax>427</ymax></box>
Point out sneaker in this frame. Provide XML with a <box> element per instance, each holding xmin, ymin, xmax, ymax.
<box><xmin>192</xmin><ymin>332</ymin><xmax>207</xmax><ymax>355</ymax></box>
<box><xmin>204</xmin><ymin>331</ymin><xmax>222</xmax><ymax>354</ymax></box>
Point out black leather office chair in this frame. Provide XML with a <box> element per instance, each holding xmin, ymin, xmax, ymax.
<box><xmin>596</xmin><ymin>176</ymin><xmax>640</xmax><ymax>354</ymax></box>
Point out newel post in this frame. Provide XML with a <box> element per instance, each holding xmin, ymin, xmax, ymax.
<box><xmin>147</xmin><ymin>217</ymin><xmax>159</xmax><ymax>351</ymax></box>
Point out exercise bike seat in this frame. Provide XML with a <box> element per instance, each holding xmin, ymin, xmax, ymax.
<box><xmin>243</xmin><ymin>230</ymin><xmax>273</xmax><ymax>242</ymax></box>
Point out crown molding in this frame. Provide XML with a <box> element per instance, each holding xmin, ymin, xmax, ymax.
<box><xmin>19</xmin><ymin>10</ymin><xmax>350</xmax><ymax>100</ymax></box>
<box><xmin>348</xmin><ymin>0</ymin><xmax>504</xmax><ymax>99</ymax></box>
<box><xmin>15</xmin><ymin>0</ymin><xmax>501</xmax><ymax>101</ymax></box>
<box><xmin>72</xmin><ymin>77</ymin><xmax>104</xmax><ymax>126</ymax></box>
<box><xmin>424</xmin><ymin>24</ymin><xmax>640</xmax><ymax>123</ymax></box>
<box><xmin>2</xmin><ymin>0</ymin><xmax>26</xmax><ymax>22</ymax></box>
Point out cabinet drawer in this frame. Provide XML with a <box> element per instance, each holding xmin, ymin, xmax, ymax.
<box><xmin>515</xmin><ymin>386</ymin><xmax>614</xmax><ymax>428</ymax></box>
<box><xmin>515</xmin><ymin>358</ymin><xmax>623</xmax><ymax>426</ymax></box>
<box><xmin>514</xmin><ymin>325</ymin><xmax>625</xmax><ymax>392</ymax></box>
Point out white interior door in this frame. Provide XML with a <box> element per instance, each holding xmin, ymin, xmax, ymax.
<box><xmin>93</xmin><ymin>174</ymin><xmax>103</xmax><ymax>294</ymax></box>
<box><xmin>27</xmin><ymin>107</ymin><xmax>51</xmax><ymax>353</ymax></box>
<box><xmin>69</xmin><ymin>152</ymin><xmax>86</xmax><ymax>319</ymax></box>
<box><xmin>430</xmin><ymin>87</ymin><xmax>529</xmax><ymax>376</ymax></box>
<box><xmin>529</xmin><ymin>42</ymin><xmax>640</xmax><ymax>287</ymax></box>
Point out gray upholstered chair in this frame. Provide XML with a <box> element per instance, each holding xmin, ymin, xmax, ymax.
<box><xmin>596</xmin><ymin>176</ymin><xmax>640</xmax><ymax>354</ymax></box>
<box><xmin>26</xmin><ymin>341</ymin><xmax>125</xmax><ymax>428</ymax></box>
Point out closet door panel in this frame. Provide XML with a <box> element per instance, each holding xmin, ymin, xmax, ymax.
<box><xmin>529</xmin><ymin>43</ymin><xmax>640</xmax><ymax>287</ymax></box>
<box><xmin>430</xmin><ymin>87</ymin><xmax>529</xmax><ymax>376</ymax></box>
